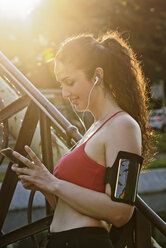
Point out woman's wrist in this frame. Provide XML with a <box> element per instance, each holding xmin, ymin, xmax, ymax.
<box><xmin>50</xmin><ymin>176</ymin><xmax>61</xmax><ymax>195</ymax></box>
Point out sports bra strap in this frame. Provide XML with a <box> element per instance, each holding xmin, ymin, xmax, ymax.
<box><xmin>86</xmin><ymin>110</ymin><xmax>125</xmax><ymax>142</ymax></box>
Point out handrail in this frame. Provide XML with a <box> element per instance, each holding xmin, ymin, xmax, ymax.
<box><xmin>0</xmin><ymin>51</ymin><xmax>82</xmax><ymax>141</ymax></box>
<box><xmin>0</xmin><ymin>215</ymin><xmax>53</xmax><ymax>247</ymax></box>
<box><xmin>135</xmin><ymin>195</ymin><xmax>166</xmax><ymax>236</ymax></box>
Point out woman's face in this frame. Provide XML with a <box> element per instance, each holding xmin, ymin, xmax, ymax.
<box><xmin>55</xmin><ymin>61</ymin><xmax>94</xmax><ymax>111</ymax></box>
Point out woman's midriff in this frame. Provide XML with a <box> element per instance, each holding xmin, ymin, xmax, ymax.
<box><xmin>50</xmin><ymin>198</ymin><xmax>109</xmax><ymax>232</ymax></box>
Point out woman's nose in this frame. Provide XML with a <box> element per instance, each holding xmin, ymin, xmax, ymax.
<box><xmin>62</xmin><ymin>88</ymin><xmax>71</xmax><ymax>99</ymax></box>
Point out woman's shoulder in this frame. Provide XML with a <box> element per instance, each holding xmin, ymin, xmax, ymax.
<box><xmin>110</xmin><ymin>112</ymin><xmax>141</xmax><ymax>132</ymax></box>
<box><xmin>104</xmin><ymin>112</ymin><xmax>142</xmax><ymax>155</ymax></box>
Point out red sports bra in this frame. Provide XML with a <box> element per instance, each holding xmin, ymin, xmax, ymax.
<box><xmin>53</xmin><ymin>110</ymin><xmax>124</xmax><ymax>193</ymax></box>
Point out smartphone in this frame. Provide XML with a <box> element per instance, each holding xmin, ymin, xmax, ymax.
<box><xmin>0</xmin><ymin>147</ymin><xmax>26</xmax><ymax>167</ymax></box>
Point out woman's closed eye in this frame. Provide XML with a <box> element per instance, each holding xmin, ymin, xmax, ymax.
<box><xmin>67</xmin><ymin>81</ymin><xmax>75</xmax><ymax>86</ymax></box>
<box><xmin>59</xmin><ymin>81</ymin><xmax>75</xmax><ymax>88</ymax></box>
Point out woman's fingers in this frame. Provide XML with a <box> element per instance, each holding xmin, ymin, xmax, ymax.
<box><xmin>12</xmin><ymin>146</ymin><xmax>43</xmax><ymax>170</ymax></box>
<box><xmin>11</xmin><ymin>163</ymin><xmax>20</xmax><ymax>176</ymax></box>
<box><xmin>11</xmin><ymin>164</ymin><xmax>20</xmax><ymax>175</ymax></box>
<box><xmin>18</xmin><ymin>174</ymin><xmax>41</xmax><ymax>190</ymax></box>
<box><xmin>24</xmin><ymin>145</ymin><xmax>43</xmax><ymax>167</ymax></box>
<box><xmin>11</xmin><ymin>164</ymin><xmax>30</xmax><ymax>175</ymax></box>
<box><xmin>12</xmin><ymin>151</ymin><xmax>33</xmax><ymax>169</ymax></box>
<box><xmin>18</xmin><ymin>174</ymin><xmax>32</xmax><ymax>182</ymax></box>
<box><xmin>11</xmin><ymin>146</ymin><xmax>51</xmax><ymax>192</ymax></box>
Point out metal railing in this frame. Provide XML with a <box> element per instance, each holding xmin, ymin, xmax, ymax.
<box><xmin>0</xmin><ymin>51</ymin><xmax>165</xmax><ymax>248</ymax></box>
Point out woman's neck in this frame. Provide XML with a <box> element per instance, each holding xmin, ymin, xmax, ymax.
<box><xmin>89</xmin><ymin>91</ymin><xmax>122</xmax><ymax>122</ymax></box>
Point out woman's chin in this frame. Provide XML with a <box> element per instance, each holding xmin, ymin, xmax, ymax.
<box><xmin>75</xmin><ymin>107</ymin><xmax>83</xmax><ymax>112</ymax></box>
<box><xmin>74</xmin><ymin>104</ymin><xmax>85</xmax><ymax>112</ymax></box>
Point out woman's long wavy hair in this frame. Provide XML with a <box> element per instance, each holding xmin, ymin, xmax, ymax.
<box><xmin>55</xmin><ymin>31</ymin><xmax>155</xmax><ymax>167</ymax></box>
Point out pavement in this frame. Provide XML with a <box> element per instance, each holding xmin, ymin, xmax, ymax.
<box><xmin>138</xmin><ymin>168</ymin><xmax>166</xmax><ymax>194</ymax></box>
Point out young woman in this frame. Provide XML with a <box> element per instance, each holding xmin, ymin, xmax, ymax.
<box><xmin>11</xmin><ymin>31</ymin><xmax>153</xmax><ymax>248</ymax></box>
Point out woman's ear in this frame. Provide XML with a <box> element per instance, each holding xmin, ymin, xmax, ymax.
<box><xmin>93</xmin><ymin>67</ymin><xmax>104</xmax><ymax>84</ymax></box>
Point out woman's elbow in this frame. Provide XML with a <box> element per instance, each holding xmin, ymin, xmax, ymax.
<box><xmin>107</xmin><ymin>206</ymin><xmax>134</xmax><ymax>227</ymax></box>
<box><xmin>112</xmin><ymin>214</ymin><xmax>132</xmax><ymax>227</ymax></box>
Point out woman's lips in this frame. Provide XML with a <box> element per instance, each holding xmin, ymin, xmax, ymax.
<box><xmin>71</xmin><ymin>98</ymin><xmax>79</xmax><ymax>105</ymax></box>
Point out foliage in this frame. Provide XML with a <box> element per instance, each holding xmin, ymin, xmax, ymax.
<box><xmin>147</xmin><ymin>158</ymin><xmax>166</xmax><ymax>169</ymax></box>
<box><xmin>31</xmin><ymin>0</ymin><xmax>166</xmax><ymax>82</ymax></box>
<box><xmin>154</xmin><ymin>132</ymin><xmax>166</xmax><ymax>153</ymax></box>
<box><xmin>145</xmin><ymin>131</ymin><xmax>166</xmax><ymax>169</ymax></box>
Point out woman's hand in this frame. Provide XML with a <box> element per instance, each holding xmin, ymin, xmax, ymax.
<box><xmin>11</xmin><ymin>145</ymin><xmax>57</xmax><ymax>194</ymax></box>
<box><xmin>12</xmin><ymin>163</ymin><xmax>37</xmax><ymax>190</ymax></box>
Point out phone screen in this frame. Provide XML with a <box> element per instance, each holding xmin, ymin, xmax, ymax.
<box><xmin>114</xmin><ymin>158</ymin><xmax>140</xmax><ymax>203</ymax></box>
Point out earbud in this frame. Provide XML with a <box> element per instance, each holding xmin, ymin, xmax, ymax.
<box><xmin>94</xmin><ymin>76</ymin><xmax>99</xmax><ymax>86</ymax></box>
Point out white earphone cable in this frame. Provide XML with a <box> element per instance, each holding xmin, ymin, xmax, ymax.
<box><xmin>82</xmin><ymin>78</ymin><xmax>98</xmax><ymax>124</ymax></box>
<box><xmin>68</xmin><ymin>76</ymin><xmax>99</xmax><ymax>134</ymax></box>
<box><xmin>68</xmin><ymin>98</ymin><xmax>87</xmax><ymax>133</ymax></box>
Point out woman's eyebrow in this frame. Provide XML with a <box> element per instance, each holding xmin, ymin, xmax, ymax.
<box><xmin>56</xmin><ymin>77</ymin><xmax>68</xmax><ymax>84</ymax></box>
<box><xmin>56</xmin><ymin>76</ymin><xmax>69</xmax><ymax>84</ymax></box>
<box><xmin>61</xmin><ymin>76</ymin><xmax>70</xmax><ymax>82</ymax></box>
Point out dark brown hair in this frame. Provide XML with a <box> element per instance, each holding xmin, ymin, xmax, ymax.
<box><xmin>55</xmin><ymin>31</ymin><xmax>155</xmax><ymax>166</ymax></box>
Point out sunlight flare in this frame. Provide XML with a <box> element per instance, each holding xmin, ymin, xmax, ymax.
<box><xmin>0</xmin><ymin>0</ymin><xmax>42</xmax><ymax>20</ymax></box>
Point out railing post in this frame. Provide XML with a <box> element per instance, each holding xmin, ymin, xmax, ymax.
<box><xmin>135</xmin><ymin>208</ymin><xmax>152</xmax><ymax>248</ymax></box>
<box><xmin>0</xmin><ymin>101</ymin><xmax>39</xmax><ymax>231</ymax></box>
<box><xmin>40</xmin><ymin>110</ymin><xmax>54</xmax><ymax>216</ymax></box>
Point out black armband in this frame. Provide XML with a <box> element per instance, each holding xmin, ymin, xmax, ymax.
<box><xmin>104</xmin><ymin>151</ymin><xmax>143</xmax><ymax>205</ymax></box>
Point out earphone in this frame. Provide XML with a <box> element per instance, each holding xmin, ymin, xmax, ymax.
<box><xmin>94</xmin><ymin>76</ymin><xmax>99</xmax><ymax>86</ymax></box>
